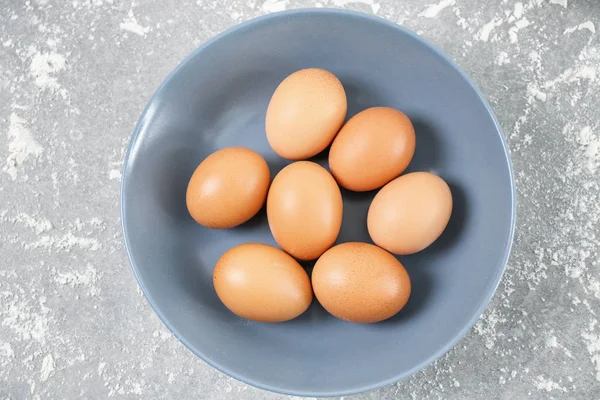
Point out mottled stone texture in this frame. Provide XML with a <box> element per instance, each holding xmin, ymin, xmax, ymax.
<box><xmin>1</xmin><ymin>0</ymin><xmax>599</xmax><ymax>399</ymax></box>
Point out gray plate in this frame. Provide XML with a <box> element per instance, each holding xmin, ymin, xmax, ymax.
<box><xmin>121</xmin><ymin>9</ymin><xmax>516</xmax><ymax>397</ymax></box>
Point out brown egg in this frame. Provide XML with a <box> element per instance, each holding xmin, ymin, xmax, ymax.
<box><xmin>267</xmin><ymin>161</ymin><xmax>343</xmax><ymax>260</ymax></box>
<box><xmin>312</xmin><ymin>242</ymin><xmax>411</xmax><ymax>323</ymax></box>
<box><xmin>265</xmin><ymin>68</ymin><xmax>347</xmax><ymax>160</ymax></box>
<box><xmin>368</xmin><ymin>172</ymin><xmax>453</xmax><ymax>255</ymax></box>
<box><xmin>213</xmin><ymin>243</ymin><xmax>313</xmax><ymax>322</ymax></box>
<box><xmin>186</xmin><ymin>147</ymin><xmax>270</xmax><ymax>229</ymax></box>
<box><xmin>329</xmin><ymin>107</ymin><xmax>416</xmax><ymax>192</ymax></box>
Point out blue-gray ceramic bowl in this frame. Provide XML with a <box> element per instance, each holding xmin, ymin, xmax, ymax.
<box><xmin>121</xmin><ymin>8</ymin><xmax>515</xmax><ymax>397</ymax></box>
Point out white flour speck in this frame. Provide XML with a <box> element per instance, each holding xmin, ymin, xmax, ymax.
<box><xmin>544</xmin><ymin>51</ymin><xmax>598</xmax><ymax>90</ymax></box>
<box><xmin>1</xmin><ymin>292</ymin><xmax>50</xmax><ymax>345</ymax></box>
<box><xmin>40</xmin><ymin>354</ymin><xmax>55</xmax><ymax>381</ymax></box>
<box><xmin>497</xmin><ymin>51</ymin><xmax>510</xmax><ymax>65</ymax></box>
<box><xmin>582</xmin><ymin>320</ymin><xmax>600</xmax><ymax>382</ymax></box>
<box><xmin>7</xmin><ymin>213</ymin><xmax>53</xmax><ymax>234</ymax></box>
<box><xmin>513</xmin><ymin>2</ymin><xmax>524</xmax><ymax>19</ymax></box>
<box><xmin>54</xmin><ymin>264</ymin><xmax>99</xmax><ymax>289</ymax></box>
<box><xmin>120</xmin><ymin>10</ymin><xmax>150</xmax><ymax>36</ymax></box>
<box><xmin>0</xmin><ymin>342</ymin><xmax>15</xmax><ymax>365</ymax></box>
<box><xmin>152</xmin><ymin>329</ymin><xmax>172</xmax><ymax>341</ymax></box>
<box><xmin>26</xmin><ymin>232</ymin><xmax>102</xmax><ymax>252</ymax></box>
<box><xmin>533</xmin><ymin>375</ymin><xmax>567</xmax><ymax>392</ymax></box>
<box><xmin>514</xmin><ymin>17</ymin><xmax>530</xmax><ymax>30</ymax></box>
<box><xmin>527</xmin><ymin>85</ymin><xmax>547</xmax><ymax>102</ymax></box>
<box><xmin>331</xmin><ymin>0</ymin><xmax>380</xmax><ymax>14</ymax></box>
<box><xmin>130</xmin><ymin>382</ymin><xmax>143</xmax><ymax>395</ymax></box>
<box><xmin>575</xmin><ymin>126</ymin><xmax>600</xmax><ymax>173</ymax></box>
<box><xmin>109</xmin><ymin>169</ymin><xmax>121</xmax><ymax>180</ymax></box>
<box><xmin>29</xmin><ymin>51</ymin><xmax>67</xmax><ymax>90</ymax></box>
<box><xmin>418</xmin><ymin>0</ymin><xmax>455</xmax><ymax>18</ymax></box>
<box><xmin>546</xmin><ymin>335</ymin><xmax>558</xmax><ymax>348</ymax></box>
<box><xmin>477</xmin><ymin>19</ymin><xmax>502</xmax><ymax>41</ymax></box>
<box><xmin>576</xmin><ymin>66</ymin><xmax>596</xmax><ymax>81</ymax></box>
<box><xmin>89</xmin><ymin>217</ymin><xmax>104</xmax><ymax>227</ymax></box>
<box><xmin>508</xmin><ymin>17</ymin><xmax>531</xmax><ymax>43</ymax></box>
<box><xmin>261</xmin><ymin>0</ymin><xmax>287</xmax><ymax>12</ymax></box>
<box><xmin>474</xmin><ymin>308</ymin><xmax>506</xmax><ymax>349</ymax></box>
<box><xmin>509</xmin><ymin>28</ymin><xmax>518</xmax><ymax>43</ymax></box>
<box><xmin>549</xmin><ymin>0</ymin><xmax>567</xmax><ymax>8</ymax></box>
<box><xmin>588</xmin><ymin>277</ymin><xmax>600</xmax><ymax>300</ymax></box>
<box><xmin>564</xmin><ymin>21</ymin><xmax>596</xmax><ymax>35</ymax></box>
<box><xmin>11</xmin><ymin>103</ymin><xmax>28</xmax><ymax>111</ymax></box>
<box><xmin>4</xmin><ymin>114</ymin><xmax>44</xmax><ymax>181</ymax></box>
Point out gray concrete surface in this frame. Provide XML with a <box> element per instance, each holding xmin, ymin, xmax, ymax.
<box><xmin>1</xmin><ymin>0</ymin><xmax>599</xmax><ymax>399</ymax></box>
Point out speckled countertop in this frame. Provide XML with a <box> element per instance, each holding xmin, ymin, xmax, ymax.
<box><xmin>1</xmin><ymin>0</ymin><xmax>599</xmax><ymax>399</ymax></box>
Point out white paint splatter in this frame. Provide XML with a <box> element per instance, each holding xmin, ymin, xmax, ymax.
<box><xmin>331</xmin><ymin>0</ymin><xmax>380</xmax><ymax>14</ymax></box>
<box><xmin>120</xmin><ymin>10</ymin><xmax>150</xmax><ymax>36</ymax></box>
<box><xmin>40</xmin><ymin>354</ymin><xmax>55</xmax><ymax>381</ymax></box>
<box><xmin>29</xmin><ymin>51</ymin><xmax>67</xmax><ymax>90</ymax></box>
<box><xmin>549</xmin><ymin>0</ymin><xmax>567</xmax><ymax>8</ymax></box>
<box><xmin>533</xmin><ymin>375</ymin><xmax>567</xmax><ymax>392</ymax></box>
<box><xmin>418</xmin><ymin>0</ymin><xmax>455</xmax><ymax>18</ymax></box>
<box><xmin>4</xmin><ymin>114</ymin><xmax>44</xmax><ymax>181</ymax></box>
<box><xmin>477</xmin><ymin>19</ymin><xmax>502</xmax><ymax>42</ymax></box>
<box><xmin>564</xmin><ymin>21</ymin><xmax>596</xmax><ymax>35</ymax></box>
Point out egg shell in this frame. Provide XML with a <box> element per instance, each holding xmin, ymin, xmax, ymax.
<box><xmin>186</xmin><ymin>147</ymin><xmax>270</xmax><ymax>229</ymax></box>
<box><xmin>312</xmin><ymin>242</ymin><xmax>411</xmax><ymax>323</ymax></box>
<box><xmin>265</xmin><ymin>68</ymin><xmax>347</xmax><ymax>160</ymax></box>
<box><xmin>267</xmin><ymin>161</ymin><xmax>343</xmax><ymax>260</ymax></box>
<box><xmin>213</xmin><ymin>243</ymin><xmax>313</xmax><ymax>323</ymax></box>
<box><xmin>329</xmin><ymin>107</ymin><xmax>416</xmax><ymax>192</ymax></box>
<box><xmin>368</xmin><ymin>172</ymin><xmax>453</xmax><ymax>255</ymax></box>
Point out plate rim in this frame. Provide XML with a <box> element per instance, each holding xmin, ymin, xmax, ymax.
<box><xmin>120</xmin><ymin>7</ymin><xmax>517</xmax><ymax>397</ymax></box>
